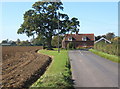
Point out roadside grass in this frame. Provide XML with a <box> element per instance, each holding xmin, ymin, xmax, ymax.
<box><xmin>89</xmin><ymin>49</ymin><xmax>120</xmax><ymax>63</ymax></box>
<box><xmin>30</xmin><ymin>49</ymin><xmax>73</xmax><ymax>89</ymax></box>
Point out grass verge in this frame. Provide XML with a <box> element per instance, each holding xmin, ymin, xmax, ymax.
<box><xmin>89</xmin><ymin>49</ymin><xmax>120</xmax><ymax>63</ymax></box>
<box><xmin>30</xmin><ymin>49</ymin><xmax>73</xmax><ymax>89</ymax></box>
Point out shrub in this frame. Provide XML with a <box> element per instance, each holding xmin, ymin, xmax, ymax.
<box><xmin>67</xmin><ymin>42</ymin><xmax>75</xmax><ymax>49</ymax></box>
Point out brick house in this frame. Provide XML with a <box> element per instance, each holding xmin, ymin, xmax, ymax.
<box><xmin>62</xmin><ymin>33</ymin><xmax>94</xmax><ymax>48</ymax></box>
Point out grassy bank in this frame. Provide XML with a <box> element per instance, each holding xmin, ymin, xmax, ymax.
<box><xmin>89</xmin><ymin>49</ymin><xmax>120</xmax><ymax>63</ymax></box>
<box><xmin>30</xmin><ymin>49</ymin><xmax>73</xmax><ymax>89</ymax></box>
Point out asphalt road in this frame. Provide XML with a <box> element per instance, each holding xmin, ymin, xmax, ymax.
<box><xmin>69</xmin><ymin>50</ymin><xmax>118</xmax><ymax>87</ymax></box>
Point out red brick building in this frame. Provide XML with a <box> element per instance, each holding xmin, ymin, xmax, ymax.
<box><xmin>62</xmin><ymin>33</ymin><xmax>94</xmax><ymax>48</ymax></box>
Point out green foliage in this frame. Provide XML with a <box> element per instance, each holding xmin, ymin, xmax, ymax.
<box><xmin>51</xmin><ymin>36</ymin><xmax>63</xmax><ymax>48</ymax></box>
<box><xmin>17</xmin><ymin>1</ymin><xmax>80</xmax><ymax>48</ymax></box>
<box><xmin>89</xmin><ymin>49</ymin><xmax>120</xmax><ymax>63</ymax></box>
<box><xmin>1</xmin><ymin>39</ymin><xmax>9</xmax><ymax>43</ymax></box>
<box><xmin>111</xmin><ymin>37</ymin><xmax>120</xmax><ymax>44</ymax></box>
<box><xmin>76</xmin><ymin>46</ymin><xmax>90</xmax><ymax>50</ymax></box>
<box><xmin>94</xmin><ymin>42</ymin><xmax>119</xmax><ymax>56</ymax></box>
<box><xmin>67</xmin><ymin>42</ymin><xmax>75</xmax><ymax>49</ymax></box>
<box><xmin>31</xmin><ymin>50</ymin><xmax>73</xmax><ymax>88</ymax></box>
<box><xmin>10</xmin><ymin>41</ymin><xmax>17</xmax><ymax>46</ymax></box>
<box><xmin>17</xmin><ymin>40</ymin><xmax>31</xmax><ymax>46</ymax></box>
<box><xmin>16</xmin><ymin>39</ymin><xmax>21</xmax><ymax>45</ymax></box>
<box><xmin>106</xmin><ymin>32</ymin><xmax>115</xmax><ymax>40</ymax></box>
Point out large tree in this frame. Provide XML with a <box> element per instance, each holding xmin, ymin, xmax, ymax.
<box><xmin>17</xmin><ymin>1</ymin><xmax>80</xmax><ymax>48</ymax></box>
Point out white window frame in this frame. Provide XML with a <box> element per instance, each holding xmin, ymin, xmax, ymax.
<box><xmin>68</xmin><ymin>37</ymin><xmax>72</xmax><ymax>41</ymax></box>
<box><xmin>82</xmin><ymin>36</ymin><xmax>87</xmax><ymax>41</ymax></box>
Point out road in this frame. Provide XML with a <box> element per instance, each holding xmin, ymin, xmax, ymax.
<box><xmin>69</xmin><ymin>50</ymin><xmax>118</xmax><ymax>87</ymax></box>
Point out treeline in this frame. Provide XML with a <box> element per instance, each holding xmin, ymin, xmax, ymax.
<box><xmin>0</xmin><ymin>35</ymin><xmax>64</xmax><ymax>47</ymax></box>
<box><xmin>94</xmin><ymin>33</ymin><xmax>120</xmax><ymax>56</ymax></box>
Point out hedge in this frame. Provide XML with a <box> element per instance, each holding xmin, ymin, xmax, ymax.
<box><xmin>94</xmin><ymin>42</ymin><xmax>119</xmax><ymax>56</ymax></box>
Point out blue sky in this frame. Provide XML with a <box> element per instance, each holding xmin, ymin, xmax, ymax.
<box><xmin>1</xmin><ymin>2</ymin><xmax>118</xmax><ymax>41</ymax></box>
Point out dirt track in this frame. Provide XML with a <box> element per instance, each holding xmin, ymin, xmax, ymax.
<box><xmin>1</xmin><ymin>46</ymin><xmax>52</xmax><ymax>88</ymax></box>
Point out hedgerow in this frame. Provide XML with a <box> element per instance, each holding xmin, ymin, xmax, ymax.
<box><xmin>94</xmin><ymin>42</ymin><xmax>119</xmax><ymax>56</ymax></box>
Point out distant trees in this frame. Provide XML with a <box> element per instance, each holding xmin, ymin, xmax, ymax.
<box><xmin>1</xmin><ymin>39</ymin><xmax>16</xmax><ymax>46</ymax></box>
<box><xmin>111</xmin><ymin>37</ymin><xmax>120</xmax><ymax>44</ymax></box>
<box><xmin>0</xmin><ymin>39</ymin><xmax>32</xmax><ymax>46</ymax></box>
<box><xmin>1</xmin><ymin>39</ymin><xmax>9</xmax><ymax>43</ymax></box>
<box><xmin>95</xmin><ymin>32</ymin><xmax>115</xmax><ymax>41</ymax></box>
<box><xmin>16</xmin><ymin>39</ymin><xmax>21</xmax><ymax>44</ymax></box>
<box><xmin>10</xmin><ymin>41</ymin><xmax>17</xmax><ymax>46</ymax></box>
<box><xmin>17</xmin><ymin>40</ymin><xmax>31</xmax><ymax>46</ymax></box>
<box><xmin>106</xmin><ymin>33</ymin><xmax>115</xmax><ymax>40</ymax></box>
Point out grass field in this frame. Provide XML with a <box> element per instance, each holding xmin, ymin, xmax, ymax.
<box><xmin>89</xmin><ymin>49</ymin><xmax>120</xmax><ymax>63</ymax></box>
<box><xmin>31</xmin><ymin>49</ymin><xmax>73</xmax><ymax>88</ymax></box>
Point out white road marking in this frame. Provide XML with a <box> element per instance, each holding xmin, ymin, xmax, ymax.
<box><xmin>79</xmin><ymin>51</ymin><xmax>83</xmax><ymax>55</ymax></box>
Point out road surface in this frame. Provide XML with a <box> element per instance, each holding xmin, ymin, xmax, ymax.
<box><xmin>69</xmin><ymin>50</ymin><xmax>118</xmax><ymax>87</ymax></box>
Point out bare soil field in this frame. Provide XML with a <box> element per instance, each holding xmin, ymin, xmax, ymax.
<box><xmin>1</xmin><ymin>46</ymin><xmax>51</xmax><ymax>88</ymax></box>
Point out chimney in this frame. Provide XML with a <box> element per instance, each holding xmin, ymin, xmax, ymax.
<box><xmin>76</xmin><ymin>31</ymin><xmax>78</xmax><ymax>34</ymax></box>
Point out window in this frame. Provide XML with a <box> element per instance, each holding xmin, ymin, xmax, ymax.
<box><xmin>82</xmin><ymin>36</ymin><xmax>87</xmax><ymax>41</ymax></box>
<box><xmin>68</xmin><ymin>37</ymin><xmax>72</xmax><ymax>41</ymax></box>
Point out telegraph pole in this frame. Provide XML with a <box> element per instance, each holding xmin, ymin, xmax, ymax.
<box><xmin>58</xmin><ymin>11</ymin><xmax>60</xmax><ymax>53</ymax></box>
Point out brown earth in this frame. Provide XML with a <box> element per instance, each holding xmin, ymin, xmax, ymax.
<box><xmin>1</xmin><ymin>46</ymin><xmax>52</xmax><ymax>88</ymax></box>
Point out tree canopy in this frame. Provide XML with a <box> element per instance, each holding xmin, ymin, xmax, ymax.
<box><xmin>17</xmin><ymin>1</ymin><xmax>80</xmax><ymax>48</ymax></box>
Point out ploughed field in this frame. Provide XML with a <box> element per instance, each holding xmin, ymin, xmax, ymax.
<box><xmin>1</xmin><ymin>46</ymin><xmax>51</xmax><ymax>88</ymax></box>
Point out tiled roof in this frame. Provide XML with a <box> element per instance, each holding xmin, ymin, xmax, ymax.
<box><xmin>64</xmin><ymin>34</ymin><xmax>94</xmax><ymax>41</ymax></box>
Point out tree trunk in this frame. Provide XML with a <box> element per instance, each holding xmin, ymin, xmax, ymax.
<box><xmin>47</xmin><ymin>36</ymin><xmax>52</xmax><ymax>49</ymax></box>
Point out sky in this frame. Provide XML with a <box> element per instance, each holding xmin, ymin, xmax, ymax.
<box><xmin>0</xmin><ymin>1</ymin><xmax>118</xmax><ymax>42</ymax></box>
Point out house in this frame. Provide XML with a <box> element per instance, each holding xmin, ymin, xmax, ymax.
<box><xmin>62</xmin><ymin>33</ymin><xmax>94</xmax><ymax>48</ymax></box>
<box><xmin>94</xmin><ymin>37</ymin><xmax>111</xmax><ymax>44</ymax></box>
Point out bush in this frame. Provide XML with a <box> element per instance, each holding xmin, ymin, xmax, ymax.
<box><xmin>67</xmin><ymin>42</ymin><xmax>75</xmax><ymax>50</ymax></box>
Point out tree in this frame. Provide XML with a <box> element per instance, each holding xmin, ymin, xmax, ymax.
<box><xmin>2</xmin><ymin>39</ymin><xmax>9</xmax><ymax>43</ymax></box>
<box><xmin>106</xmin><ymin>32</ymin><xmax>115</xmax><ymax>40</ymax></box>
<box><xmin>11</xmin><ymin>41</ymin><xmax>17</xmax><ymax>46</ymax></box>
<box><xmin>17</xmin><ymin>1</ymin><xmax>80</xmax><ymax>48</ymax></box>
<box><xmin>16</xmin><ymin>39</ymin><xmax>20</xmax><ymax>44</ymax></box>
<box><xmin>51</xmin><ymin>36</ymin><xmax>63</xmax><ymax>47</ymax></box>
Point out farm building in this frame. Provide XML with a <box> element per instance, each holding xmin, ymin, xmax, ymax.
<box><xmin>94</xmin><ymin>37</ymin><xmax>111</xmax><ymax>44</ymax></box>
<box><xmin>62</xmin><ymin>33</ymin><xmax>94</xmax><ymax>48</ymax></box>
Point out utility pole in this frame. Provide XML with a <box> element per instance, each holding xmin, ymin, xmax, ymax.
<box><xmin>58</xmin><ymin>11</ymin><xmax>60</xmax><ymax>53</ymax></box>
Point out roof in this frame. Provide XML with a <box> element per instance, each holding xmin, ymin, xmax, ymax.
<box><xmin>94</xmin><ymin>37</ymin><xmax>111</xmax><ymax>44</ymax></box>
<box><xmin>64</xmin><ymin>34</ymin><xmax>94</xmax><ymax>41</ymax></box>
<box><xmin>0</xmin><ymin>43</ymin><xmax>11</xmax><ymax>46</ymax></box>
